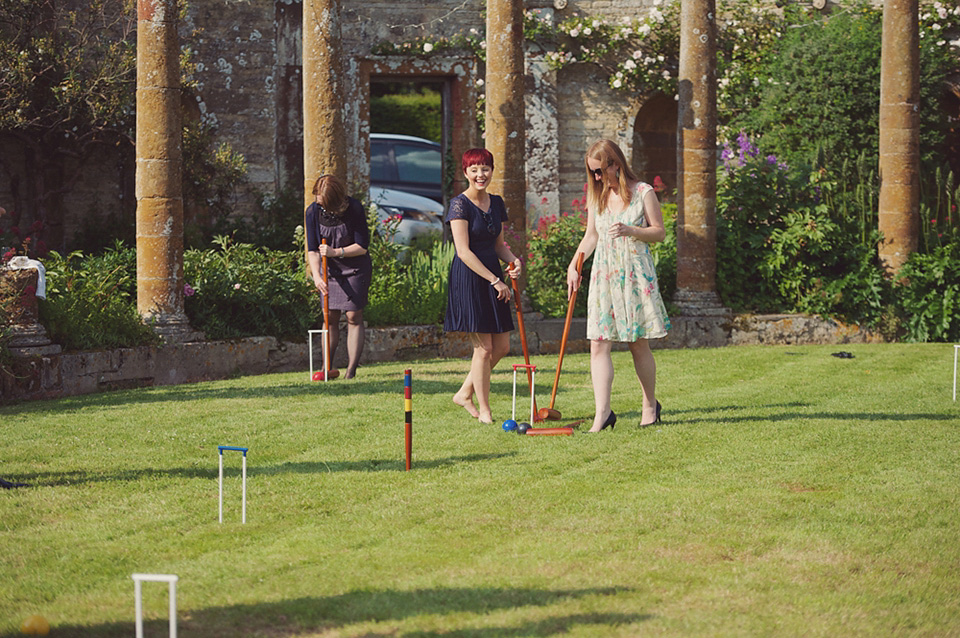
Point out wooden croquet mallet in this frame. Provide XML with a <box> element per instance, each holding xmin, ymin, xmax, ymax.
<box><xmin>539</xmin><ymin>251</ymin><xmax>584</xmax><ymax>421</ymax></box>
<box><xmin>319</xmin><ymin>239</ymin><xmax>339</xmax><ymax>381</ymax></box>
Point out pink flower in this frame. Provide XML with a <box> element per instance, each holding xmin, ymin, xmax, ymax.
<box><xmin>2</xmin><ymin>249</ymin><xmax>14</xmax><ymax>262</ymax></box>
<box><xmin>234</xmin><ymin>283</ymin><xmax>241</xmax><ymax>290</ymax></box>
<box><xmin>541</xmin><ymin>196</ymin><xmax>548</xmax><ymax>204</ymax></box>
<box><xmin>653</xmin><ymin>176</ymin><xmax>665</xmax><ymax>192</ymax></box>
<box><xmin>930</xmin><ymin>218</ymin><xmax>937</xmax><ymax>224</ymax></box>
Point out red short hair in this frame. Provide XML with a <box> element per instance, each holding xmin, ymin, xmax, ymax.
<box><xmin>461</xmin><ymin>148</ymin><xmax>494</xmax><ymax>172</ymax></box>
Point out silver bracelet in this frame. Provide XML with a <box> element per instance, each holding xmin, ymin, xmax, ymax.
<box><xmin>490</xmin><ymin>277</ymin><xmax>500</xmax><ymax>286</ymax></box>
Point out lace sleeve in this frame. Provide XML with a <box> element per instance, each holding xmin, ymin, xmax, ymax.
<box><xmin>445</xmin><ymin>195</ymin><xmax>470</xmax><ymax>223</ymax></box>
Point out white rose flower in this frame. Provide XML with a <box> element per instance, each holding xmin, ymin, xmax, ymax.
<box><xmin>639</xmin><ymin>24</ymin><xmax>651</xmax><ymax>36</ymax></box>
<box><xmin>613</xmin><ymin>79</ymin><xmax>622</xmax><ymax>88</ymax></box>
<box><xmin>662</xmin><ymin>70</ymin><xmax>670</xmax><ymax>78</ymax></box>
<box><xmin>584</xmin><ymin>27</ymin><xmax>592</xmax><ymax>35</ymax></box>
<box><xmin>592</xmin><ymin>20</ymin><xmax>600</xmax><ymax>27</ymax></box>
<box><xmin>624</xmin><ymin>59</ymin><xmax>636</xmax><ymax>70</ymax></box>
<box><xmin>570</xmin><ymin>28</ymin><xmax>580</xmax><ymax>37</ymax></box>
<box><xmin>423</xmin><ymin>42</ymin><xmax>434</xmax><ymax>53</ymax></box>
<box><xmin>633</xmin><ymin>50</ymin><xmax>643</xmax><ymax>59</ymax></box>
<box><xmin>657</xmin><ymin>55</ymin><xmax>664</xmax><ymax>62</ymax></box>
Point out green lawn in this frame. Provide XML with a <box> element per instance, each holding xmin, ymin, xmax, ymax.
<box><xmin>2</xmin><ymin>343</ymin><xmax>959</xmax><ymax>637</ymax></box>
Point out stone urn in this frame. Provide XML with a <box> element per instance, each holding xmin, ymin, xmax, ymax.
<box><xmin>0</xmin><ymin>266</ymin><xmax>60</xmax><ymax>354</ymax></box>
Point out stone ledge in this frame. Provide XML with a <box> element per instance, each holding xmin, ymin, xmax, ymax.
<box><xmin>1</xmin><ymin>313</ymin><xmax>882</xmax><ymax>404</ymax></box>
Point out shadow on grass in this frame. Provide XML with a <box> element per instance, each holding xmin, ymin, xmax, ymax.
<box><xmin>2</xmin><ymin>586</ymin><xmax>647</xmax><ymax>637</ymax></box>
<box><xmin>12</xmin><ymin>453</ymin><xmax>518</xmax><ymax>487</ymax></box>
<box><xmin>8</xmin><ymin>376</ymin><xmax>532</xmax><ymax>413</ymax></box>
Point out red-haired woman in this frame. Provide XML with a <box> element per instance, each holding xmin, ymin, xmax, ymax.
<box><xmin>305</xmin><ymin>174</ymin><xmax>373</xmax><ymax>379</ymax></box>
<box><xmin>566</xmin><ymin>140</ymin><xmax>670</xmax><ymax>432</ymax></box>
<box><xmin>444</xmin><ymin>148</ymin><xmax>522</xmax><ymax>424</ymax></box>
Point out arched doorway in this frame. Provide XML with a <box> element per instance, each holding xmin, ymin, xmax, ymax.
<box><xmin>631</xmin><ymin>92</ymin><xmax>677</xmax><ymax>201</ymax></box>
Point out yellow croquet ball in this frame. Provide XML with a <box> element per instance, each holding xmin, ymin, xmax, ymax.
<box><xmin>20</xmin><ymin>614</ymin><xmax>49</xmax><ymax>635</ymax></box>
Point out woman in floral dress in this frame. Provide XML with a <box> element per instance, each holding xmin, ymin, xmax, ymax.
<box><xmin>566</xmin><ymin>139</ymin><xmax>670</xmax><ymax>432</ymax></box>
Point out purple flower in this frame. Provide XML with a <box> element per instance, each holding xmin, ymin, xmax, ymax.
<box><xmin>184</xmin><ymin>283</ymin><xmax>195</xmax><ymax>297</ymax></box>
<box><xmin>766</xmin><ymin>155</ymin><xmax>778</xmax><ymax>165</ymax></box>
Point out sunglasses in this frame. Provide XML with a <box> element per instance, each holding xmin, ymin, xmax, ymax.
<box><xmin>590</xmin><ymin>161</ymin><xmax>614</xmax><ymax>180</ymax></box>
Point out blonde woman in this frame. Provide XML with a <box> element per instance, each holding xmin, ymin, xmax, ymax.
<box><xmin>566</xmin><ymin>140</ymin><xmax>670</xmax><ymax>432</ymax></box>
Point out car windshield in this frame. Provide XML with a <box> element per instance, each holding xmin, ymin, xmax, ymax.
<box><xmin>394</xmin><ymin>143</ymin><xmax>441</xmax><ymax>184</ymax></box>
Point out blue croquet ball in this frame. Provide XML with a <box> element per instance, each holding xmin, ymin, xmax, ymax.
<box><xmin>502</xmin><ymin>419</ymin><xmax>518</xmax><ymax>432</ymax></box>
<box><xmin>517</xmin><ymin>422</ymin><xmax>531</xmax><ymax>435</ymax></box>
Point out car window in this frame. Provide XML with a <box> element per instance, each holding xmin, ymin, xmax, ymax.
<box><xmin>394</xmin><ymin>143</ymin><xmax>441</xmax><ymax>185</ymax></box>
<box><xmin>370</xmin><ymin>141</ymin><xmax>394</xmax><ymax>181</ymax></box>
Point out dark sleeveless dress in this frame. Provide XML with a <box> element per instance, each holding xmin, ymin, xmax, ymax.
<box><xmin>443</xmin><ymin>193</ymin><xmax>514</xmax><ymax>334</ymax></box>
<box><xmin>305</xmin><ymin>197</ymin><xmax>373</xmax><ymax>311</ymax></box>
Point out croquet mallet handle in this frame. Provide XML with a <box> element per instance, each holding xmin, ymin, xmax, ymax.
<box><xmin>547</xmin><ymin>251</ymin><xmax>584</xmax><ymax>411</ymax></box>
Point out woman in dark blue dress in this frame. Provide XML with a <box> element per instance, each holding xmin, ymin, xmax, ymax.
<box><xmin>305</xmin><ymin>174</ymin><xmax>372</xmax><ymax>379</ymax></box>
<box><xmin>444</xmin><ymin>148</ymin><xmax>522</xmax><ymax>424</ymax></box>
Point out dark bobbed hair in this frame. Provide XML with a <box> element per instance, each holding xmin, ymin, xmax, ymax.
<box><xmin>311</xmin><ymin>174</ymin><xmax>349</xmax><ymax>215</ymax></box>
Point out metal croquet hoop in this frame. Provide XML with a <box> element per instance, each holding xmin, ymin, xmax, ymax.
<box><xmin>218</xmin><ymin>445</ymin><xmax>248</xmax><ymax>523</ymax></box>
<box><xmin>307</xmin><ymin>329</ymin><xmax>330</xmax><ymax>381</ymax></box>
<box><xmin>512</xmin><ymin>364</ymin><xmax>537</xmax><ymax>425</ymax></box>
<box><xmin>132</xmin><ymin>573</ymin><xmax>178</xmax><ymax>638</ymax></box>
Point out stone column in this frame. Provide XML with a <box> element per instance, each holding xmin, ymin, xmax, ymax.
<box><xmin>485</xmin><ymin>0</ymin><xmax>527</xmax><ymax>260</ymax></box>
<box><xmin>302</xmin><ymin>0</ymin><xmax>346</xmax><ymax>208</ymax></box>
<box><xmin>674</xmin><ymin>0</ymin><xmax>725</xmax><ymax>315</ymax></box>
<box><xmin>136</xmin><ymin>0</ymin><xmax>196</xmax><ymax>341</ymax></box>
<box><xmin>878</xmin><ymin>0</ymin><xmax>919</xmax><ymax>273</ymax></box>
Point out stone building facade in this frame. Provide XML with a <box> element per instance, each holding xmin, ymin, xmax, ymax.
<box><xmin>184</xmin><ymin>0</ymin><xmax>676</xmax><ymax>223</ymax></box>
<box><xmin>0</xmin><ymin>0</ymin><xmax>676</xmax><ymax>244</ymax></box>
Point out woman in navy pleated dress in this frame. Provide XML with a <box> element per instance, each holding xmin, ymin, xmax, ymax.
<box><xmin>444</xmin><ymin>148</ymin><xmax>522</xmax><ymax>424</ymax></box>
<box><xmin>305</xmin><ymin>174</ymin><xmax>373</xmax><ymax>379</ymax></box>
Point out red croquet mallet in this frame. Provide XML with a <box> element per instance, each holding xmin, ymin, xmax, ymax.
<box><xmin>539</xmin><ymin>251</ymin><xmax>584</xmax><ymax>421</ymax></box>
<box><xmin>525</xmin><ymin>426</ymin><xmax>574</xmax><ymax>436</ymax></box>
<box><xmin>508</xmin><ymin>262</ymin><xmax>540</xmax><ymax>421</ymax></box>
<box><xmin>404</xmin><ymin>369</ymin><xmax>412</xmax><ymax>471</ymax></box>
<box><xmin>319</xmin><ymin>239</ymin><xmax>339</xmax><ymax>381</ymax></box>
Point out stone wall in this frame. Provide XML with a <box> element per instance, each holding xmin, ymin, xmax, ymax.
<box><xmin>1</xmin><ymin>313</ymin><xmax>882</xmax><ymax>404</ymax></box>
<box><xmin>0</xmin><ymin>0</ymin><xmax>670</xmax><ymax>241</ymax></box>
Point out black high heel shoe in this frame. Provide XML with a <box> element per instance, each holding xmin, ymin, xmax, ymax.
<box><xmin>640</xmin><ymin>401</ymin><xmax>661</xmax><ymax>428</ymax></box>
<box><xmin>599</xmin><ymin>409</ymin><xmax>617</xmax><ymax>431</ymax></box>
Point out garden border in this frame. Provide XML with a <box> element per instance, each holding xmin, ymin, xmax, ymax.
<box><xmin>1</xmin><ymin>313</ymin><xmax>881</xmax><ymax>403</ymax></box>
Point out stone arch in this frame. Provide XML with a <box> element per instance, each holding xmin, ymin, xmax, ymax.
<box><xmin>631</xmin><ymin>92</ymin><xmax>677</xmax><ymax>201</ymax></box>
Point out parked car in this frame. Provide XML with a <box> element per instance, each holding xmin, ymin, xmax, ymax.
<box><xmin>370</xmin><ymin>133</ymin><xmax>443</xmax><ymax>203</ymax></box>
<box><xmin>369</xmin><ymin>186</ymin><xmax>444</xmax><ymax>247</ymax></box>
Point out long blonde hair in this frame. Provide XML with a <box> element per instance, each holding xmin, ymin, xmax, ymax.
<box><xmin>584</xmin><ymin>140</ymin><xmax>639</xmax><ymax>214</ymax></box>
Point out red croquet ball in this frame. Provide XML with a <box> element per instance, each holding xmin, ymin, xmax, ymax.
<box><xmin>312</xmin><ymin>371</ymin><xmax>324</xmax><ymax>381</ymax></box>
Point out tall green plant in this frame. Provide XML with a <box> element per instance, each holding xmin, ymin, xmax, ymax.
<box><xmin>183</xmin><ymin>237</ymin><xmax>321</xmax><ymax>340</ymax></box>
<box><xmin>894</xmin><ymin>242</ymin><xmax>960</xmax><ymax>342</ymax></box>
<box><xmin>38</xmin><ymin>243</ymin><xmax>158</xmax><ymax>350</ymax></box>
<box><xmin>526</xmin><ymin>209</ymin><xmax>590</xmax><ymax>318</ymax></box>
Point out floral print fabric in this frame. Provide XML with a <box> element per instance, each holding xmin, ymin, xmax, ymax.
<box><xmin>587</xmin><ymin>182</ymin><xmax>671</xmax><ymax>341</ymax></box>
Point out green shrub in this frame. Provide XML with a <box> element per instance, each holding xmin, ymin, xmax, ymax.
<box><xmin>652</xmin><ymin>202</ymin><xmax>677</xmax><ymax>303</ymax></box>
<box><xmin>894</xmin><ymin>243</ymin><xmax>960</xmax><ymax>342</ymax></box>
<box><xmin>365</xmin><ymin>210</ymin><xmax>454</xmax><ymax>327</ymax></box>
<box><xmin>183</xmin><ymin>237</ymin><xmax>321</xmax><ymax>340</ymax></box>
<box><xmin>38</xmin><ymin>244</ymin><xmax>159</xmax><ymax>351</ymax></box>
<box><xmin>370</xmin><ymin>92</ymin><xmax>442</xmax><ymax>143</ymax></box>
<box><xmin>527</xmin><ymin>208</ymin><xmax>590</xmax><ymax>318</ymax></box>
<box><xmin>716</xmin><ymin>134</ymin><xmax>892</xmax><ymax>326</ymax></box>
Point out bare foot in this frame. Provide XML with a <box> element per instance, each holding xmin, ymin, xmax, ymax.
<box><xmin>478</xmin><ymin>411</ymin><xmax>494</xmax><ymax>425</ymax></box>
<box><xmin>453</xmin><ymin>393</ymin><xmax>480</xmax><ymax>418</ymax></box>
